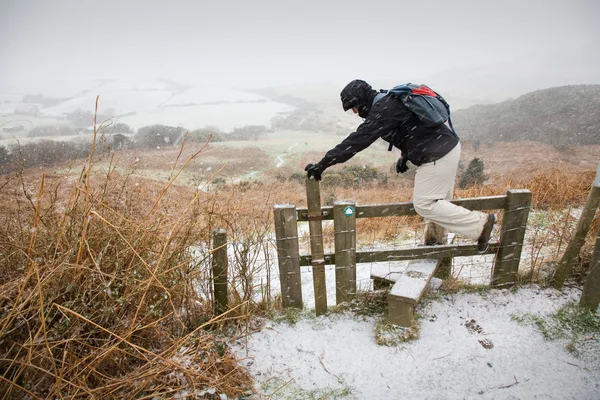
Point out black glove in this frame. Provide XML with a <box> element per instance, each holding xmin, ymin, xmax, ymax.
<box><xmin>396</xmin><ymin>156</ymin><xmax>409</xmax><ymax>174</ymax></box>
<box><xmin>305</xmin><ymin>163</ymin><xmax>324</xmax><ymax>181</ymax></box>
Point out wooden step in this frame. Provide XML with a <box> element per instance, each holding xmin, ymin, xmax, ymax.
<box><xmin>388</xmin><ymin>258</ymin><xmax>440</xmax><ymax>327</ymax></box>
<box><xmin>382</xmin><ymin>234</ymin><xmax>455</xmax><ymax>327</ymax></box>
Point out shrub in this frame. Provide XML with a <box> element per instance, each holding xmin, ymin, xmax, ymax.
<box><xmin>135</xmin><ymin>124</ymin><xmax>187</xmax><ymax>148</ymax></box>
<box><xmin>459</xmin><ymin>158</ymin><xmax>487</xmax><ymax>189</ymax></box>
<box><xmin>189</xmin><ymin>127</ymin><xmax>224</xmax><ymax>143</ymax></box>
<box><xmin>112</xmin><ymin>133</ymin><xmax>133</xmax><ymax>149</ymax></box>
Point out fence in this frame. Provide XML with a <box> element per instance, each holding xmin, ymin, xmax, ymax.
<box><xmin>274</xmin><ymin>179</ymin><xmax>532</xmax><ymax>314</ymax></box>
<box><xmin>553</xmin><ymin>162</ymin><xmax>600</xmax><ymax>309</ymax></box>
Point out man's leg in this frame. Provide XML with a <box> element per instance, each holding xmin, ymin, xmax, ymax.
<box><xmin>413</xmin><ymin>142</ymin><xmax>488</xmax><ymax>240</ymax></box>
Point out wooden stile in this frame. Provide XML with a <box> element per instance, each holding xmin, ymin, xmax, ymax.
<box><xmin>212</xmin><ymin>228</ymin><xmax>228</xmax><ymax>315</ymax></box>
<box><xmin>492</xmin><ymin>189</ymin><xmax>532</xmax><ymax>287</ymax></box>
<box><xmin>274</xmin><ymin>187</ymin><xmax>532</xmax><ymax>320</ymax></box>
<box><xmin>305</xmin><ymin>179</ymin><xmax>328</xmax><ymax>315</ymax></box>
<box><xmin>273</xmin><ymin>204</ymin><xmax>303</xmax><ymax>308</ymax></box>
<box><xmin>554</xmin><ymin>162</ymin><xmax>600</xmax><ymax>289</ymax></box>
<box><xmin>333</xmin><ymin>200</ymin><xmax>357</xmax><ymax>303</ymax></box>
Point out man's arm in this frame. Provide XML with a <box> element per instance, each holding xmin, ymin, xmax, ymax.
<box><xmin>318</xmin><ymin>102</ymin><xmax>399</xmax><ymax>169</ymax></box>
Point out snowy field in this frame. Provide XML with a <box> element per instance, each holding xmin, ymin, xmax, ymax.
<box><xmin>0</xmin><ymin>80</ymin><xmax>294</xmax><ymax>136</ymax></box>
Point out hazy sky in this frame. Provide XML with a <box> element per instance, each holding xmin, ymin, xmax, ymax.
<box><xmin>1</xmin><ymin>0</ymin><xmax>599</xmax><ymax>91</ymax></box>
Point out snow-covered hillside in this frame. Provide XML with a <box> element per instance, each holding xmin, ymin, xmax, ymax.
<box><xmin>1</xmin><ymin>80</ymin><xmax>294</xmax><ymax>132</ymax></box>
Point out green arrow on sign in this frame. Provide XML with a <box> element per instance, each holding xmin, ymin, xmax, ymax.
<box><xmin>343</xmin><ymin>206</ymin><xmax>355</xmax><ymax>216</ymax></box>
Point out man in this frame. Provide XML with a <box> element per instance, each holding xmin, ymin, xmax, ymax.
<box><xmin>305</xmin><ymin>79</ymin><xmax>495</xmax><ymax>252</ymax></box>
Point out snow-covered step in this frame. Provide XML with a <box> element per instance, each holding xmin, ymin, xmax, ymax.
<box><xmin>384</xmin><ymin>234</ymin><xmax>455</xmax><ymax>327</ymax></box>
<box><xmin>387</xmin><ymin>259</ymin><xmax>439</xmax><ymax>326</ymax></box>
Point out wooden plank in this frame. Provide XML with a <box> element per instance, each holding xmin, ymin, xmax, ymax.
<box><xmin>296</xmin><ymin>195</ymin><xmax>508</xmax><ymax>221</ymax></box>
<box><xmin>492</xmin><ymin>189</ymin><xmax>532</xmax><ymax>287</ymax></box>
<box><xmin>334</xmin><ymin>200</ymin><xmax>357</xmax><ymax>303</ymax></box>
<box><xmin>273</xmin><ymin>204</ymin><xmax>303</xmax><ymax>308</ymax></box>
<box><xmin>300</xmin><ymin>242</ymin><xmax>500</xmax><ymax>266</ymax></box>
<box><xmin>554</xmin><ymin>162</ymin><xmax>600</xmax><ymax>288</ymax></box>
<box><xmin>306</xmin><ymin>179</ymin><xmax>327</xmax><ymax>315</ymax></box>
<box><xmin>358</xmin><ymin>242</ymin><xmax>499</xmax><ymax>262</ymax></box>
<box><xmin>580</xmin><ymin>231</ymin><xmax>600</xmax><ymax>310</ymax></box>
<box><xmin>212</xmin><ymin>228</ymin><xmax>228</xmax><ymax>315</ymax></box>
<box><xmin>389</xmin><ymin>260</ymin><xmax>438</xmax><ymax>305</ymax></box>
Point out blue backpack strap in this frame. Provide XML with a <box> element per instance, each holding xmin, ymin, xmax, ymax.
<box><xmin>372</xmin><ymin>90</ymin><xmax>388</xmax><ymax>105</ymax></box>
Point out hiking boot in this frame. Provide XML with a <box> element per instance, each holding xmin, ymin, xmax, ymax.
<box><xmin>477</xmin><ymin>214</ymin><xmax>496</xmax><ymax>253</ymax></box>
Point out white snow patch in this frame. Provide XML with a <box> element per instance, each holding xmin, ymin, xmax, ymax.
<box><xmin>233</xmin><ymin>287</ymin><xmax>600</xmax><ymax>399</ymax></box>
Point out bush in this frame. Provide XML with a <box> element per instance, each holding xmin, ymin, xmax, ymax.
<box><xmin>135</xmin><ymin>124</ymin><xmax>187</xmax><ymax>148</ymax></box>
<box><xmin>189</xmin><ymin>126</ymin><xmax>224</xmax><ymax>143</ymax></box>
<box><xmin>459</xmin><ymin>158</ymin><xmax>487</xmax><ymax>189</ymax></box>
<box><xmin>112</xmin><ymin>133</ymin><xmax>133</xmax><ymax>149</ymax></box>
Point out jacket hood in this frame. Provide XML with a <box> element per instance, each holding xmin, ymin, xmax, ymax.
<box><xmin>340</xmin><ymin>79</ymin><xmax>378</xmax><ymax>118</ymax></box>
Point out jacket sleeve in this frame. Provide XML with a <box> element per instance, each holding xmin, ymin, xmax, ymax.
<box><xmin>318</xmin><ymin>100</ymin><xmax>405</xmax><ymax>169</ymax></box>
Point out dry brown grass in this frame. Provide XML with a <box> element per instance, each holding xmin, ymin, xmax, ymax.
<box><xmin>0</xmin><ymin>121</ymin><xmax>263</xmax><ymax>398</ymax></box>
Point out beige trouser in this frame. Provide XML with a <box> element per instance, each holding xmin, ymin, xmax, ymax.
<box><xmin>413</xmin><ymin>142</ymin><xmax>487</xmax><ymax>240</ymax></box>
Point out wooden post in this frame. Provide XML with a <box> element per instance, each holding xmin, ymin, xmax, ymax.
<box><xmin>306</xmin><ymin>179</ymin><xmax>328</xmax><ymax>315</ymax></box>
<box><xmin>492</xmin><ymin>189</ymin><xmax>532</xmax><ymax>287</ymax></box>
<box><xmin>274</xmin><ymin>204</ymin><xmax>303</xmax><ymax>308</ymax></box>
<box><xmin>554</xmin><ymin>162</ymin><xmax>600</xmax><ymax>289</ymax></box>
<box><xmin>333</xmin><ymin>200</ymin><xmax>356</xmax><ymax>303</ymax></box>
<box><xmin>212</xmin><ymin>228</ymin><xmax>228</xmax><ymax>315</ymax></box>
<box><xmin>580</xmin><ymin>231</ymin><xmax>600</xmax><ymax>310</ymax></box>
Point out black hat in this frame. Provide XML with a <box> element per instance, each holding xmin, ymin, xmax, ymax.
<box><xmin>340</xmin><ymin>79</ymin><xmax>373</xmax><ymax>111</ymax></box>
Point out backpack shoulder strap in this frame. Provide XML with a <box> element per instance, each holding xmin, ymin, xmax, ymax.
<box><xmin>372</xmin><ymin>90</ymin><xmax>388</xmax><ymax>106</ymax></box>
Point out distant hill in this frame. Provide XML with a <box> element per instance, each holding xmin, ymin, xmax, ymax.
<box><xmin>452</xmin><ymin>85</ymin><xmax>600</xmax><ymax>146</ymax></box>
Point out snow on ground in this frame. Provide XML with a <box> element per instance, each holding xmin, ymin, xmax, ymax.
<box><xmin>230</xmin><ymin>221</ymin><xmax>599</xmax><ymax>399</ymax></box>
<box><xmin>162</xmin><ymin>87</ymin><xmax>265</xmax><ymax>106</ymax></box>
<box><xmin>40</xmin><ymin>90</ymin><xmax>172</xmax><ymax>117</ymax></box>
<box><xmin>233</xmin><ymin>286</ymin><xmax>599</xmax><ymax>399</ymax></box>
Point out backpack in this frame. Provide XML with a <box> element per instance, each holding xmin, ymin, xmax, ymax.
<box><xmin>373</xmin><ymin>83</ymin><xmax>457</xmax><ymax>136</ymax></box>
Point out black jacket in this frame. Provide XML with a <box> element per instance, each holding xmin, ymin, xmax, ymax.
<box><xmin>319</xmin><ymin>81</ymin><xmax>459</xmax><ymax>169</ymax></box>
